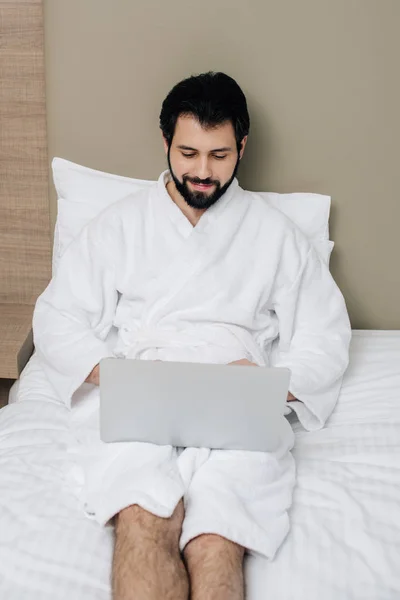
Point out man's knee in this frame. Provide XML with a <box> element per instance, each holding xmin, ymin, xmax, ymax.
<box><xmin>184</xmin><ymin>533</ymin><xmax>245</xmax><ymax>564</ymax></box>
<box><xmin>115</xmin><ymin>500</ymin><xmax>185</xmax><ymax>552</ymax></box>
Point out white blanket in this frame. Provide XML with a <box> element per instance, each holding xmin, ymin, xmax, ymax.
<box><xmin>1</xmin><ymin>331</ymin><xmax>399</xmax><ymax>599</ymax></box>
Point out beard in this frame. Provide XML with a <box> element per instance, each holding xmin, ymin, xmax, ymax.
<box><xmin>167</xmin><ymin>149</ymin><xmax>240</xmax><ymax>210</ymax></box>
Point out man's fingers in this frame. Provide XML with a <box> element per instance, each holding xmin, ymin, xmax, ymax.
<box><xmin>85</xmin><ymin>364</ymin><xmax>100</xmax><ymax>385</ymax></box>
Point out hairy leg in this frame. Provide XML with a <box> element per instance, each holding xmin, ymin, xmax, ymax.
<box><xmin>184</xmin><ymin>534</ymin><xmax>245</xmax><ymax>600</ymax></box>
<box><xmin>112</xmin><ymin>500</ymin><xmax>189</xmax><ymax>600</ymax></box>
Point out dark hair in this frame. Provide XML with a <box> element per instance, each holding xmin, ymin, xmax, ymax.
<box><xmin>159</xmin><ymin>71</ymin><xmax>250</xmax><ymax>151</ymax></box>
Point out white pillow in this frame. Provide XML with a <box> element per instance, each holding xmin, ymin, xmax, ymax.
<box><xmin>257</xmin><ymin>191</ymin><xmax>331</xmax><ymax>241</ymax></box>
<box><xmin>52</xmin><ymin>158</ymin><xmax>154</xmax><ymax>274</ymax></box>
<box><xmin>51</xmin><ymin>158</ymin><xmax>334</xmax><ymax>273</ymax></box>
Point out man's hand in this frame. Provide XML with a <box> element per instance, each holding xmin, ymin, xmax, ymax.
<box><xmin>228</xmin><ymin>358</ymin><xmax>258</xmax><ymax>367</ymax></box>
<box><xmin>228</xmin><ymin>358</ymin><xmax>297</xmax><ymax>402</ymax></box>
<box><xmin>85</xmin><ymin>364</ymin><xmax>100</xmax><ymax>386</ymax></box>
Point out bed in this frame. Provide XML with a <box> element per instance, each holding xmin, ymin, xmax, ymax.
<box><xmin>1</xmin><ymin>329</ymin><xmax>399</xmax><ymax>599</ymax></box>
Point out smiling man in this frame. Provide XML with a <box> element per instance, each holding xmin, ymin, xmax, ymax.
<box><xmin>33</xmin><ymin>72</ymin><xmax>351</xmax><ymax>599</ymax></box>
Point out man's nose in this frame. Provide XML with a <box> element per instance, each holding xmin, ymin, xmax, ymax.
<box><xmin>195</xmin><ymin>156</ymin><xmax>212</xmax><ymax>180</ymax></box>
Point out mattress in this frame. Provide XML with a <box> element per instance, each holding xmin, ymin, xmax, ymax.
<box><xmin>0</xmin><ymin>330</ymin><xmax>399</xmax><ymax>599</ymax></box>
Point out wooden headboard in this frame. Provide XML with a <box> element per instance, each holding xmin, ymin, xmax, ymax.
<box><xmin>0</xmin><ymin>0</ymin><xmax>51</xmax><ymax>399</ymax></box>
<box><xmin>0</xmin><ymin>0</ymin><xmax>50</xmax><ymax>304</ymax></box>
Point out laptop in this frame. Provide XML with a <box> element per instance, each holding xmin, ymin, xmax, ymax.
<box><xmin>99</xmin><ymin>358</ymin><xmax>291</xmax><ymax>453</ymax></box>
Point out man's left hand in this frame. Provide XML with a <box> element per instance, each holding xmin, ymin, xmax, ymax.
<box><xmin>228</xmin><ymin>359</ymin><xmax>297</xmax><ymax>402</ymax></box>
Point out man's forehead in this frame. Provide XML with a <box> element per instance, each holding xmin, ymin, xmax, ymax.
<box><xmin>173</xmin><ymin>115</ymin><xmax>236</xmax><ymax>149</ymax></box>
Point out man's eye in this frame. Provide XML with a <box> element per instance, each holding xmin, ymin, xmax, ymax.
<box><xmin>182</xmin><ymin>153</ymin><xmax>196</xmax><ymax>158</ymax></box>
<box><xmin>213</xmin><ymin>155</ymin><xmax>227</xmax><ymax>160</ymax></box>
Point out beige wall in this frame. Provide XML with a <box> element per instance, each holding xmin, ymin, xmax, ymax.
<box><xmin>44</xmin><ymin>0</ymin><xmax>400</xmax><ymax>329</ymax></box>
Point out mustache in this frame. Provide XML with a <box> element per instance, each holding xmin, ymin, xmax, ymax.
<box><xmin>184</xmin><ymin>176</ymin><xmax>219</xmax><ymax>186</ymax></box>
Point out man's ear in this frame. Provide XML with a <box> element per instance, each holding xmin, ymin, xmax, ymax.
<box><xmin>162</xmin><ymin>135</ymin><xmax>169</xmax><ymax>155</ymax></box>
<box><xmin>239</xmin><ymin>136</ymin><xmax>248</xmax><ymax>160</ymax></box>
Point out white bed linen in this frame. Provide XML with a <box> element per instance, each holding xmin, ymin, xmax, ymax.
<box><xmin>0</xmin><ymin>330</ymin><xmax>399</xmax><ymax>599</ymax></box>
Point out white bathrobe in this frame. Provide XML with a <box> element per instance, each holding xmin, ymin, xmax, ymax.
<box><xmin>33</xmin><ymin>171</ymin><xmax>351</xmax><ymax>558</ymax></box>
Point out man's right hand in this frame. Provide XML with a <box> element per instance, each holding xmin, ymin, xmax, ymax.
<box><xmin>85</xmin><ymin>364</ymin><xmax>100</xmax><ymax>386</ymax></box>
<box><xmin>228</xmin><ymin>358</ymin><xmax>258</xmax><ymax>367</ymax></box>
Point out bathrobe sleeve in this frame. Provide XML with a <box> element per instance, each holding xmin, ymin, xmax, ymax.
<box><xmin>272</xmin><ymin>232</ymin><xmax>352</xmax><ymax>431</ymax></box>
<box><xmin>33</xmin><ymin>211</ymin><xmax>120</xmax><ymax>406</ymax></box>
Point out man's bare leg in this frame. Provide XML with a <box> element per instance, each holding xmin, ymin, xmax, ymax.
<box><xmin>112</xmin><ymin>500</ymin><xmax>189</xmax><ymax>600</ymax></box>
<box><xmin>184</xmin><ymin>534</ymin><xmax>245</xmax><ymax>600</ymax></box>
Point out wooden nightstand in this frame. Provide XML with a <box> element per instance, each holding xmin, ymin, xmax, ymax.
<box><xmin>0</xmin><ymin>304</ymin><xmax>34</xmax><ymax>408</ymax></box>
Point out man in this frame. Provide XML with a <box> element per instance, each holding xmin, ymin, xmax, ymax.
<box><xmin>33</xmin><ymin>72</ymin><xmax>351</xmax><ymax>600</ymax></box>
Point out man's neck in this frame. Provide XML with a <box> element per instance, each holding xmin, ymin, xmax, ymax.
<box><xmin>166</xmin><ymin>180</ymin><xmax>206</xmax><ymax>227</ymax></box>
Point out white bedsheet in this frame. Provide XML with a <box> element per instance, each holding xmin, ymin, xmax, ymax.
<box><xmin>0</xmin><ymin>330</ymin><xmax>399</xmax><ymax>599</ymax></box>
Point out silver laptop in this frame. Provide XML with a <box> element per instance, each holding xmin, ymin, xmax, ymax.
<box><xmin>99</xmin><ymin>358</ymin><xmax>291</xmax><ymax>453</ymax></box>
